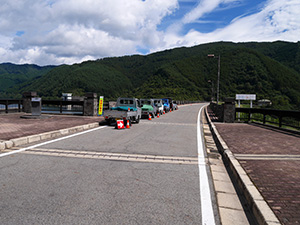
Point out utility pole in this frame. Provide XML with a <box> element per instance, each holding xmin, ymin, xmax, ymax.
<box><xmin>208</xmin><ymin>54</ymin><xmax>220</xmax><ymax>104</ymax></box>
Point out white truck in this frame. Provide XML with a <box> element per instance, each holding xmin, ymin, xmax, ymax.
<box><xmin>153</xmin><ymin>99</ymin><xmax>164</xmax><ymax>115</ymax></box>
<box><xmin>104</xmin><ymin>97</ymin><xmax>141</xmax><ymax>126</ymax></box>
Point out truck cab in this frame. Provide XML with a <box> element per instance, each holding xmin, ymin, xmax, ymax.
<box><xmin>162</xmin><ymin>98</ymin><xmax>170</xmax><ymax>113</ymax></box>
<box><xmin>153</xmin><ymin>99</ymin><xmax>164</xmax><ymax>115</ymax></box>
<box><xmin>140</xmin><ymin>99</ymin><xmax>157</xmax><ymax>118</ymax></box>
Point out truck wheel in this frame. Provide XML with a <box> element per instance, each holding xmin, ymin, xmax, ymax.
<box><xmin>106</xmin><ymin>119</ymin><xmax>114</xmax><ymax>126</ymax></box>
<box><xmin>135</xmin><ymin>116</ymin><xmax>140</xmax><ymax>124</ymax></box>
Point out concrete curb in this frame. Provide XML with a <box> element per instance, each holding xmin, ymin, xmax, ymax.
<box><xmin>204</xmin><ymin>106</ymin><xmax>281</xmax><ymax>225</ymax></box>
<box><xmin>1</xmin><ymin>122</ymin><xmax>99</xmax><ymax>150</ymax></box>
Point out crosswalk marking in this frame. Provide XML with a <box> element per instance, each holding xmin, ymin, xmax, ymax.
<box><xmin>5</xmin><ymin>148</ymin><xmax>198</xmax><ymax>165</ymax></box>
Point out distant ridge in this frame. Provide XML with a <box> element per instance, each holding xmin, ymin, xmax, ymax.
<box><xmin>1</xmin><ymin>41</ymin><xmax>300</xmax><ymax>110</ymax></box>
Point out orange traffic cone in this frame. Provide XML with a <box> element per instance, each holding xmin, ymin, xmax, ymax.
<box><xmin>157</xmin><ymin>112</ymin><xmax>160</xmax><ymax>118</ymax></box>
<box><xmin>163</xmin><ymin>110</ymin><xmax>165</xmax><ymax>114</ymax></box>
<box><xmin>126</xmin><ymin>120</ymin><xmax>130</xmax><ymax>129</ymax></box>
<box><xmin>148</xmin><ymin>114</ymin><xmax>152</xmax><ymax>121</ymax></box>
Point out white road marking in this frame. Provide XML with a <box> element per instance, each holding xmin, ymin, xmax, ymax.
<box><xmin>4</xmin><ymin>148</ymin><xmax>198</xmax><ymax>164</ymax></box>
<box><xmin>197</xmin><ymin>105</ymin><xmax>216</xmax><ymax>225</ymax></box>
<box><xmin>0</xmin><ymin>126</ymin><xmax>108</xmax><ymax>158</ymax></box>
<box><xmin>235</xmin><ymin>154</ymin><xmax>300</xmax><ymax>160</ymax></box>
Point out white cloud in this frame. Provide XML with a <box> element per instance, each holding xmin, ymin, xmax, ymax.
<box><xmin>0</xmin><ymin>0</ymin><xmax>299</xmax><ymax>66</ymax></box>
<box><xmin>0</xmin><ymin>0</ymin><xmax>178</xmax><ymax>65</ymax></box>
<box><xmin>159</xmin><ymin>0</ymin><xmax>300</xmax><ymax>51</ymax></box>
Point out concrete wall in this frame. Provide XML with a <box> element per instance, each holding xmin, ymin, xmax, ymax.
<box><xmin>209</xmin><ymin>98</ymin><xmax>236</xmax><ymax>123</ymax></box>
<box><xmin>83</xmin><ymin>93</ymin><xmax>98</xmax><ymax>116</ymax></box>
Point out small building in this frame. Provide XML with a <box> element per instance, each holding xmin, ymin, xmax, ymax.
<box><xmin>258</xmin><ymin>99</ymin><xmax>272</xmax><ymax>106</ymax></box>
<box><xmin>62</xmin><ymin>93</ymin><xmax>72</xmax><ymax>101</ymax></box>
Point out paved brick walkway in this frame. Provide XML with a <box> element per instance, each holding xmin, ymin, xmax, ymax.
<box><xmin>0</xmin><ymin>113</ymin><xmax>103</xmax><ymax>141</ymax></box>
<box><xmin>215</xmin><ymin>122</ymin><xmax>300</xmax><ymax>225</ymax></box>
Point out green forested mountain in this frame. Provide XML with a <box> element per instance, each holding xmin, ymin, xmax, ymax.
<box><xmin>1</xmin><ymin>41</ymin><xmax>300</xmax><ymax>109</ymax></box>
<box><xmin>0</xmin><ymin>63</ymin><xmax>55</xmax><ymax>97</ymax></box>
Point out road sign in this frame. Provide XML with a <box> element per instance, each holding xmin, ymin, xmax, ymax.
<box><xmin>116</xmin><ymin>120</ymin><xmax>124</xmax><ymax>129</ymax></box>
<box><xmin>236</xmin><ymin>94</ymin><xmax>256</xmax><ymax>100</ymax></box>
<box><xmin>98</xmin><ymin>96</ymin><xmax>104</xmax><ymax>116</ymax></box>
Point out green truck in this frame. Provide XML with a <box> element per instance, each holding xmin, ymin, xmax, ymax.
<box><xmin>140</xmin><ymin>99</ymin><xmax>157</xmax><ymax>119</ymax></box>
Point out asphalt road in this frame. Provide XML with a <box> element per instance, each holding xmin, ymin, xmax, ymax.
<box><xmin>0</xmin><ymin>103</ymin><xmax>219</xmax><ymax>224</ymax></box>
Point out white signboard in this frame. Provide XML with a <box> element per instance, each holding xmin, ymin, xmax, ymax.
<box><xmin>236</xmin><ymin>94</ymin><xmax>256</xmax><ymax>100</ymax></box>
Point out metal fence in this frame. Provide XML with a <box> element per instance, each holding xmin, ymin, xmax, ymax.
<box><xmin>41</xmin><ymin>100</ymin><xmax>110</xmax><ymax>115</ymax></box>
<box><xmin>1</xmin><ymin>97</ymin><xmax>201</xmax><ymax>115</ymax></box>
<box><xmin>0</xmin><ymin>99</ymin><xmax>23</xmax><ymax>113</ymax></box>
<box><xmin>236</xmin><ymin>107</ymin><xmax>300</xmax><ymax>130</ymax></box>
<box><xmin>42</xmin><ymin>99</ymin><xmax>84</xmax><ymax>115</ymax></box>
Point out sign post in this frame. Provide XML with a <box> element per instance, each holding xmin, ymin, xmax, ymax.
<box><xmin>236</xmin><ymin>94</ymin><xmax>256</xmax><ymax>121</ymax></box>
<box><xmin>98</xmin><ymin>96</ymin><xmax>104</xmax><ymax>116</ymax></box>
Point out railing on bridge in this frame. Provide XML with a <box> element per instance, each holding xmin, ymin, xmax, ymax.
<box><xmin>0</xmin><ymin>99</ymin><xmax>23</xmax><ymax>113</ymax></box>
<box><xmin>41</xmin><ymin>100</ymin><xmax>110</xmax><ymax>115</ymax></box>
<box><xmin>41</xmin><ymin>99</ymin><xmax>84</xmax><ymax>115</ymax></box>
<box><xmin>236</xmin><ymin>107</ymin><xmax>300</xmax><ymax>131</ymax></box>
<box><xmin>1</xmin><ymin>95</ymin><xmax>198</xmax><ymax>116</ymax></box>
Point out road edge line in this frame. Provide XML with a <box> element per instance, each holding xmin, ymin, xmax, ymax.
<box><xmin>0</xmin><ymin>126</ymin><xmax>107</xmax><ymax>158</ymax></box>
<box><xmin>197</xmin><ymin>105</ymin><xmax>216</xmax><ymax>225</ymax></box>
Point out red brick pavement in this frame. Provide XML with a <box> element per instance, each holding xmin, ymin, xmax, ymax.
<box><xmin>216</xmin><ymin>123</ymin><xmax>300</xmax><ymax>155</ymax></box>
<box><xmin>215</xmin><ymin>123</ymin><xmax>300</xmax><ymax>225</ymax></box>
<box><xmin>0</xmin><ymin>113</ymin><xmax>103</xmax><ymax>141</ymax></box>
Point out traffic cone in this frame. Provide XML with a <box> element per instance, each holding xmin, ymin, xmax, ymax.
<box><xmin>157</xmin><ymin>112</ymin><xmax>160</xmax><ymax>118</ymax></box>
<box><xmin>163</xmin><ymin>110</ymin><xmax>165</xmax><ymax>114</ymax></box>
<box><xmin>148</xmin><ymin>114</ymin><xmax>152</xmax><ymax>121</ymax></box>
<box><xmin>126</xmin><ymin>120</ymin><xmax>130</xmax><ymax>129</ymax></box>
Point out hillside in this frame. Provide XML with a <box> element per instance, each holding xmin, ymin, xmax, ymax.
<box><xmin>0</xmin><ymin>63</ymin><xmax>55</xmax><ymax>97</ymax></box>
<box><xmin>1</xmin><ymin>41</ymin><xmax>300</xmax><ymax>109</ymax></box>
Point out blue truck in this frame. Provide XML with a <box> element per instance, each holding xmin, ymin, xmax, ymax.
<box><xmin>162</xmin><ymin>98</ymin><xmax>170</xmax><ymax>113</ymax></box>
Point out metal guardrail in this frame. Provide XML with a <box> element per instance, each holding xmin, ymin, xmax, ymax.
<box><xmin>41</xmin><ymin>100</ymin><xmax>110</xmax><ymax>115</ymax></box>
<box><xmin>42</xmin><ymin>99</ymin><xmax>84</xmax><ymax>115</ymax></box>
<box><xmin>1</xmin><ymin>97</ymin><xmax>200</xmax><ymax>115</ymax></box>
<box><xmin>0</xmin><ymin>99</ymin><xmax>23</xmax><ymax>113</ymax></box>
<box><xmin>236</xmin><ymin>107</ymin><xmax>300</xmax><ymax>130</ymax></box>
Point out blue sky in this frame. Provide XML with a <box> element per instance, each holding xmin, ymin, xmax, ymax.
<box><xmin>0</xmin><ymin>0</ymin><xmax>299</xmax><ymax>65</ymax></box>
<box><xmin>158</xmin><ymin>0</ymin><xmax>261</xmax><ymax>33</ymax></box>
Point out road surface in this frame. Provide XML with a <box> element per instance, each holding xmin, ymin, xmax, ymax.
<box><xmin>0</xmin><ymin>103</ymin><xmax>219</xmax><ymax>224</ymax></box>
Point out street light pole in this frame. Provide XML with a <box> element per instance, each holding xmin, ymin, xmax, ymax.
<box><xmin>217</xmin><ymin>55</ymin><xmax>220</xmax><ymax>104</ymax></box>
<box><xmin>208</xmin><ymin>54</ymin><xmax>220</xmax><ymax>104</ymax></box>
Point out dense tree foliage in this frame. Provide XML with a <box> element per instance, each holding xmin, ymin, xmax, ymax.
<box><xmin>0</xmin><ymin>63</ymin><xmax>55</xmax><ymax>97</ymax></box>
<box><xmin>1</xmin><ymin>41</ymin><xmax>300</xmax><ymax>109</ymax></box>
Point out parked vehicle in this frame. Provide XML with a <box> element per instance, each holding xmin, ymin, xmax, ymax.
<box><xmin>140</xmin><ymin>99</ymin><xmax>157</xmax><ymax>118</ymax></box>
<box><xmin>104</xmin><ymin>97</ymin><xmax>141</xmax><ymax>126</ymax></box>
<box><xmin>165</xmin><ymin>97</ymin><xmax>178</xmax><ymax>111</ymax></box>
<box><xmin>171</xmin><ymin>100</ymin><xmax>178</xmax><ymax>110</ymax></box>
<box><xmin>153</xmin><ymin>99</ymin><xmax>164</xmax><ymax>115</ymax></box>
<box><xmin>162</xmin><ymin>98</ymin><xmax>170</xmax><ymax>113</ymax></box>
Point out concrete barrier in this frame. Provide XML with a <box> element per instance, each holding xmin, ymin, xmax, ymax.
<box><xmin>5</xmin><ymin>141</ymin><xmax>13</xmax><ymax>149</ymax></box>
<box><xmin>1</xmin><ymin>122</ymin><xmax>99</xmax><ymax>150</ymax></box>
<box><xmin>0</xmin><ymin>142</ymin><xmax>5</xmax><ymax>150</ymax></box>
<box><xmin>204</xmin><ymin>106</ymin><xmax>281</xmax><ymax>225</ymax></box>
<box><xmin>11</xmin><ymin>137</ymin><xmax>28</xmax><ymax>147</ymax></box>
<box><xmin>27</xmin><ymin>135</ymin><xmax>41</xmax><ymax>143</ymax></box>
